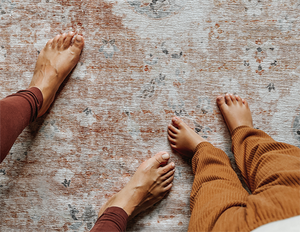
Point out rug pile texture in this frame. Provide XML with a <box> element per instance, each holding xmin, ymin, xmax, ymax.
<box><xmin>0</xmin><ymin>0</ymin><xmax>300</xmax><ymax>231</ymax></box>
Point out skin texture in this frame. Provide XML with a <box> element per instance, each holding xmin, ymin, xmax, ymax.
<box><xmin>28</xmin><ymin>32</ymin><xmax>84</xmax><ymax>117</ymax></box>
<box><xmin>216</xmin><ymin>94</ymin><xmax>253</xmax><ymax>134</ymax></box>
<box><xmin>168</xmin><ymin>117</ymin><xmax>207</xmax><ymax>158</ymax></box>
<box><xmin>98</xmin><ymin>152</ymin><xmax>175</xmax><ymax>220</ymax></box>
<box><xmin>167</xmin><ymin>94</ymin><xmax>253</xmax><ymax>158</ymax></box>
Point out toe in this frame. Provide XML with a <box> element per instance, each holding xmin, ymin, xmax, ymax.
<box><xmin>171</xmin><ymin>116</ymin><xmax>184</xmax><ymax>129</ymax></box>
<box><xmin>225</xmin><ymin>94</ymin><xmax>232</xmax><ymax>106</ymax></box>
<box><xmin>170</xmin><ymin>144</ymin><xmax>177</xmax><ymax>150</ymax></box>
<box><xmin>46</xmin><ymin>39</ymin><xmax>53</xmax><ymax>48</ymax></box>
<box><xmin>168</xmin><ymin>129</ymin><xmax>177</xmax><ymax>139</ymax></box>
<box><xmin>152</xmin><ymin>152</ymin><xmax>171</xmax><ymax>168</ymax></box>
<box><xmin>230</xmin><ymin>94</ymin><xmax>237</xmax><ymax>104</ymax></box>
<box><xmin>216</xmin><ymin>96</ymin><xmax>228</xmax><ymax>112</ymax></box>
<box><xmin>168</xmin><ymin>124</ymin><xmax>179</xmax><ymax>134</ymax></box>
<box><xmin>64</xmin><ymin>31</ymin><xmax>75</xmax><ymax>48</ymax></box>
<box><xmin>162</xmin><ymin>174</ymin><xmax>174</xmax><ymax>187</ymax></box>
<box><xmin>164</xmin><ymin>183</ymin><xmax>173</xmax><ymax>191</ymax></box>
<box><xmin>216</xmin><ymin>95</ymin><xmax>225</xmax><ymax>106</ymax></box>
<box><xmin>58</xmin><ymin>33</ymin><xmax>67</xmax><ymax>48</ymax></box>
<box><xmin>236</xmin><ymin>95</ymin><xmax>243</xmax><ymax>105</ymax></box>
<box><xmin>161</xmin><ymin>169</ymin><xmax>175</xmax><ymax>180</ymax></box>
<box><xmin>71</xmin><ymin>35</ymin><xmax>84</xmax><ymax>51</ymax></box>
<box><xmin>159</xmin><ymin>162</ymin><xmax>175</xmax><ymax>175</ymax></box>
<box><xmin>52</xmin><ymin>34</ymin><xmax>60</xmax><ymax>48</ymax></box>
<box><xmin>168</xmin><ymin>135</ymin><xmax>176</xmax><ymax>145</ymax></box>
<box><xmin>243</xmin><ymin>99</ymin><xmax>249</xmax><ymax>108</ymax></box>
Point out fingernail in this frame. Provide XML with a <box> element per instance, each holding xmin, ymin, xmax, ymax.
<box><xmin>162</xmin><ymin>153</ymin><xmax>170</xmax><ymax>160</ymax></box>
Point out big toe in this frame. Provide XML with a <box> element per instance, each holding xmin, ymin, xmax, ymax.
<box><xmin>152</xmin><ymin>152</ymin><xmax>170</xmax><ymax>168</ymax></box>
<box><xmin>217</xmin><ymin>95</ymin><xmax>225</xmax><ymax>105</ymax></box>
<box><xmin>71</xmin><ymin>35</ymin><xmax>84</xmax><ymax>52</ymax></box>
<box><xmin>217</xmin><ymin>96</ymin><xmax>227</xmax><ymax>111</ymax></box>
<box><xmin>172</xmin><ymin>116</ymin><xmax>184</xmax><ymax>129</ymax></box>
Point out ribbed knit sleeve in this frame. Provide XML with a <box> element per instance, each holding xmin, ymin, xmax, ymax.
<box><xmin>0</xmin><ymin>87</ymin><xmax>43</xmax><ymax>163</ymax></box>
<box><xmin>189</xmin><ymin>142</ymin><xmax>249</xmax><ymax>232</ymax></box>
<box><xmin>231</xmin><ymin>126</ymin><xmax>300</xmax><ymax>192</ymax></box>
<box><xmin>188</xmin><ymin>127</ymin><xmax>300</xmax><ymax>232</ymax></box>
<box><xmin>91</xmin><ymin>207</ymin><xmax>128</xmax><ymax>232</ymax></box>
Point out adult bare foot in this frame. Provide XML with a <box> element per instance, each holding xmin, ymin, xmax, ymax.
<box><xmin>28</xmin><ymin>32</ymin><xmax>84</xmax><ymax>117</ymax></box>
<box><xmin>217</xmin><ymin>94</ymin><xmax>253</xmax><ymax>134</ymax></box>
<box><xmin>98</xmin><ymin>152</ymin><xmax>175</xmax><ymax>220</ymax></box>
<box><xmin>168</xmin><ymin>117</ymin><xmax>207</xmax><ymax>158</ymax></box>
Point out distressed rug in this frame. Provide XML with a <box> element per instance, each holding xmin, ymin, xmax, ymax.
<box><xmin>0</xmin><ymin>0</ymin><xmax>300</xmax><ymax>231</ymax></box>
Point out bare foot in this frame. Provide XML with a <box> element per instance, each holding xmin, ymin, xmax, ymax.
<box><xmin>217</xmin><ymin>94</ymin><xmax>253</xmax><ymax>134</ymax></box>
<box><xmin>98</xmin><ymin>152</ymin><xmax>175</xmax><ymax>220</ymax></box>
<box><xmin>28</xmin><ymin>32</ymin><xmax>84</xmax><ymax>117</ymax></box>
<box><xmin>168</xmin><ymin>117</ymin><xmax>207</xmax><ymax>158</ymax></box>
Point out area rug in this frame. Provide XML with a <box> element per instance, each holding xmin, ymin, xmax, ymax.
<box><xmin>0</xmin><ymin>0</ymin><xmax>300</xmax><ymax>231</ymax></box>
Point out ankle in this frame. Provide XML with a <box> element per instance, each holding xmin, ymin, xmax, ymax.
<box><xmin>193</xmin><ymin>141</ymin><xmax>208</xmax><ymax>154</ymax></box>
<box><xmin>230</xmin><ymin>125</ymin><xmax>253</xmax><ymax>138</ymax></box>
<box><xmin>108</xmin><ymin>189</ymin><xmax>138</xmax><ymax>217</ymax></box>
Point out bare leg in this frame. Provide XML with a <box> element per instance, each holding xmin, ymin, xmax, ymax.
<box><xmin>91</xmin><ymin>152</ymin><xmax>175</xmax><ymax>231</ymax></box>
<box><xmin>0</xmin><ymin>32</ymin><xmax>84</xmax><ymax>162</ymax></box>
<box><xmin>29</xmin><ymin>32</ymin><xmax>84</xmax><ymax>117</ymax></box>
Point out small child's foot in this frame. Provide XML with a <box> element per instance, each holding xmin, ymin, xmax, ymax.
<box><xmin>98</xmin><ymin>152</ymin><xmax>175</xmax><ymax>220</ymax></box>
<box><xmin>168</xmin><ymin>117</ymin><xmax>207</xmax><ymax>158</ymax></box>
<box><xmin>28</xmin><ymin>32</ymin><xmax>84</xmax><ymax>117</ymax></box>
<box><xmin>217</xmin><ymin>94</ymin><xmax>253</xmax><ymax>134</ymax></box>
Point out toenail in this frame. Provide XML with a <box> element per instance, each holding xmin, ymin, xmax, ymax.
<box><xmin>76</xmin><ymin>35</ymin><xmax>82</xmax><ymax>42</ymax></box>
<box><xmin>172</xmin><ymin>117</ymin><xmax>178</xmax><ymax>122</ymax></box>
<box><xmin>171</xmin><ymin>163</ymin><xmax>175</xmax><ymax>167</ymax></box>
<box><xmin>162</xmin><ymin>153</ymin><xmax>170</xmax><ymax>160</ymax></box>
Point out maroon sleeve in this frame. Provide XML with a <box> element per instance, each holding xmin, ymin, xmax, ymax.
<box><xmin>91</xmin><ymin>207</ymin><xmax>128</xmax><ymax>232</ymax></box>
<box><xmin>0</xmin><ymin>87</ymin><xmax>43</xmax><ymax>163</ymax></box>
